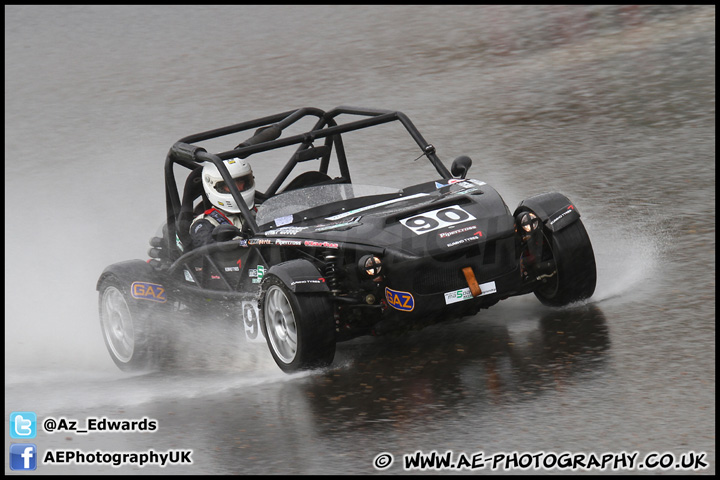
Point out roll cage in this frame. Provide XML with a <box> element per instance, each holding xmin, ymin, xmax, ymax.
<box><xmin>163</xmin><ymin>106</ymin><xmax>453</xmax><ymax>261</ymax></box>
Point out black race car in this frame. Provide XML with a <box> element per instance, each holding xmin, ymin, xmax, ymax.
<box><xmin>97</xmin><ymin>106</ymin><xmax>596</xmax><ymax>373</ymax></box>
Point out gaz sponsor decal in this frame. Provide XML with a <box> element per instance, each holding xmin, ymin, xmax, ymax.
<box><xmin>131</xmin><ymin>282</ymin><xmax>167</xmax><ymax>303</ymax></box>
<box><xmin>385</xmin><ymin>287</ymin><xmax>415</xmax><ymax>312</ymax></box>
<box><xmin>400</xmin><ymin>205</ymin><xmax>476</xmax><ymax>235</ymax></box>
<box><xmin>444</xmin><ymin>281</ymin><xmax>497</xmax><ymax>304</ymax></box>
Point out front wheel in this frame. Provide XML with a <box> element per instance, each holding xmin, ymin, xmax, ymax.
<box><xmin>259</xmin><ymin>275</ymin><xmax>336</xmax><ymax>373</ymax></box>
<box><xmin>98</xmin><ymin>275</ymin><xmax>155</xmax><ymax>371</ymax></box>
<box><xmin>534</xmin><ymin>219</ymin><xmax>597</xmax><ymax>306</ymax></box>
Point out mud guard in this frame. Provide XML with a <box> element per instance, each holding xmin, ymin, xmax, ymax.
<box><xmin>515</xmin><ymin>192</ymin><xmax>582</xmax><ymax>232</ymax></box>
<box><xmin>96</xmin><ymin>259</ymin><xmax>170</xmax><ymax>307</ymax></box>
<box><xmin>266</xmin><ymin>259</ymin><xmax>330</xmax><ymax>294</ymax></box>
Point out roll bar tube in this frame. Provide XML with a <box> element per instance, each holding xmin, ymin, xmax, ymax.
<box><xmin>165</xmin><ymin>106</ymin><xmax>453</xmax><ymax>253</ymax></box>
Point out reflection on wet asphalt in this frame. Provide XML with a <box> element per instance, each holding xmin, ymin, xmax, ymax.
<box><xmin>305</xmin><ymin>305</ymin><xmax>610</xmax><ymax>430</ymax></box>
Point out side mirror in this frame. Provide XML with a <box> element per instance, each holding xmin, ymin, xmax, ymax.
<box><xmin>212</xmin><ymin>223</ymin><xmax>242</xmax><ymax>242</ymax></box>
<box><xmin>451</xmin><ymin>155</ymin><xmax>472</xmax><ymax>179</ymax></box>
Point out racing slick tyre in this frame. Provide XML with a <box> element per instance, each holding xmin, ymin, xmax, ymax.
<box><xmin>259</xmin><ymin>275</ymin><xmax>336</xmax><ymax>373</ymax></box>
<box><xmin>98</xmin><ymin>275</ymin><xmax>156</xmax><ymax>371</ymax></box>
<box><xmin>534</xmin><ymin>219</ymin><xmax>597</xmax><ymax>307</ymax></box>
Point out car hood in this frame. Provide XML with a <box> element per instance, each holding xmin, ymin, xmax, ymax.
<box><xmin>259</xmin><ymin>179</ymin><xmax>515</xmax><ymax>257</ymax></box>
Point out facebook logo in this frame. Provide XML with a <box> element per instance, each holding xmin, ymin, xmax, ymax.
<box><xmin>10</xmin><ymin>412</ymin><xmax>37</xmax><ymax>438</ymax></box>
<box><xmin>10</xmin><ymin>444</ymin><xmax>37</xmax><ymax>471</ymax></box>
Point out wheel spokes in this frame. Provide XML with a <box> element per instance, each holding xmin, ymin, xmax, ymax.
<box><xmin>101</xmin><ymin>287</ymin><xmax>135</xmax><ymax>363</ymax></box>
<box><xmin>264</xmin><ymin>286</ymin><xmax>298</xmax><ymax>364</ymax></box>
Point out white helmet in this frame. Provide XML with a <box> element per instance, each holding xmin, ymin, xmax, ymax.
<box><xmin>201</xmin><ymin>158</ymin><xmax>255</xmax><ymax>213</ymax></box>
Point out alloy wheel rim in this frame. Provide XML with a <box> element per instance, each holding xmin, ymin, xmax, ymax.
<box><xmin>264</xmin><ymin>285</ymin><xmax>298</xmax><ymax>364</ymax></box>
<box><xmin>100</xmin><ymin>286</ymin><xmax>135</xmax><ymax>363</ymax></box>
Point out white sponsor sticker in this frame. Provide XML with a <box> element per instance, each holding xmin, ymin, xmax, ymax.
<box><xmin>265</xmin><ymin>226</ymin><xmax>307</xmax><ymax>236</ymax></box>
<box><xmin>274</xmin><ymin>215</ymin><xmax>294</xmax><ymax>227</ymax></box>
<box><xmin>434</xmin><ymin>179</ymin><xmax>464</xmax><ymax>188</ymax></box>
<box><xmin>275</xmin><ymin>239</ymin><xmax>302</xmax><ymax>246</ymax></box>
<box><xmin>444</xmin><ymin>281</ymin><xmax>497</xmax><ymax>304</ymax></box>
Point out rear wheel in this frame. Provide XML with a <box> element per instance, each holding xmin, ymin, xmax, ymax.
<box><xmin>259</xmin><ymin>275</ymin><xmax>336</xmax><ymax>373</ymax></box>
<box><xmin>98</xmin><ymin>276</ymin><xmax>154</xmax><ymax>371</ymax></box>
<box><xmin>534</xmin><ymin>219</ymin><xmax>597</xmax><ymax>306</ymax></box>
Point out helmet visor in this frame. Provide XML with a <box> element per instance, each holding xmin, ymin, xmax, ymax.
<box><xmin>215</xmin><ymin>173</ymin><xmax>255</xmax><ymax>194</ymax></box>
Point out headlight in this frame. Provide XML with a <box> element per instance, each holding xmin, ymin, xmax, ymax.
<box><xmin>516</xmin><ymin>211</ymin><xmax>539</xmax><ymax>241</ymax></box>
<box><xmin>358</xmin><ymin>254</ymin><xmax>382</xmax><ymax>277</ymax></box>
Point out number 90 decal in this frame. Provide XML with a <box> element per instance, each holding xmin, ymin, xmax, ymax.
<box><xmin>399</xmin><ymin>205</ymin><xmax>476</xmax><ymax>235</ymax></box>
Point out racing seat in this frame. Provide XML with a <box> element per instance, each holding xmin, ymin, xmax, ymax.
<box><xmin>176</xmin><ymin>166</ymin><xmax>210</xmax><ymax>250</ymax></box>
<box><xmin>281</xmin><ymin>171</ymin><xmax>334</xmax><ymax>193</ymax></box>
<box><xmin>277</xmin><ymin>142</ymin><xmax>349</xmax><ymax>193</ymax></box>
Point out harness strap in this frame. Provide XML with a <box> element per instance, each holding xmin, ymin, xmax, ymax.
<box><xmin>204</xmin><ymin>208</ymin><xmax>232</xmax><ymax>225</ymax></box>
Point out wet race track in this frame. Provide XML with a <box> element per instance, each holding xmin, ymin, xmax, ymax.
<box><xmin>5</xmin><ymin>5</ymin><xmax>715</xmax><ymax>475</ymax></box>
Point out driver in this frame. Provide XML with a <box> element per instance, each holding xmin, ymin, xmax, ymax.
<box><xmin>189</xmin><ymin>158</ymin><xmax>256</xmax><ymax>249</ymax></box>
